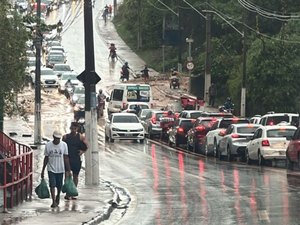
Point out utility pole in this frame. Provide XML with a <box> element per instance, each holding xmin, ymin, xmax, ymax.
<box><xmin>137</xmin><ymin>0</ymin><xmax>141</xmax><ymax>49</ymax></box>
<box><xmin>113</xmin><ymin>0</ymin><xmax>117</xmax><ymax>16</ymax></box>
<box><xmin>77</xmin><ymin>0</ymin><xmax>101</xmax><ymax>185</ymax></box>
<box><xmin>241</xmin><ymin>12</ymin><xmax>247</xmax><ymax>117</ymax></box>
<box><xmin>177</xmin><ymin>0</ymin><xmax>182</xmax><ymax>72</ymax></box>
<box><xmin>34</xmin><ymin>0</ymin><xmax>42</xmax><ymax>144</ymax></box>
<box><xmin>204</xmin><ymin>5</ymin><xmax>212</xmax><ymax>103</ymax></box>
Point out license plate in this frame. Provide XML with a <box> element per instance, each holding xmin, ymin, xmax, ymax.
<box><xmin>125</xmin><ymin>133</ymin><xmax>132</xmax><ymax>136</ymax></box>
<box><xmin>279</xmin><ymin>151</ymin><xmax>285</xmax><ymax>155</ymax></box>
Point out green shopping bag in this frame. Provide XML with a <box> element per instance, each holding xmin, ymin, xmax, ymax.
<box><xmin>62</xmin><ymin>176</ymin><xmax>78</xmax><ymax>196</ymax></box>
<box><xmin>35</xmin><ymin>178</ymin><xmax>50</xmax><ymax>199</ymax></box>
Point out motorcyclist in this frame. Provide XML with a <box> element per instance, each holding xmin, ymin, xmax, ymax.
<box><xmin>224</xmin><ymin>97</ymin><xmax>234</xmax><ymax>111</ymax></box>
<box><xmin>109</xmin><ymin>43</ymin><xmax>117</xmax><ymax>59</ymax></box>
<box><xmin>121</xmin><ymin>62</ymin><xmax>130</xmax><ymax>81</ymax></box>
<box><xmin>57</xmin><ymin>20</ymin><xmax>63</xmax><ymax>34</ymax></box>
<box><xmin>64</xmin><ymin>79</ymin><xmax>73</xmax><ymax>99</ymax></box>
<box><xmin>133</xmin><ymin>104</ymin><xmax>141</xmax><ymax>115</ymax></box>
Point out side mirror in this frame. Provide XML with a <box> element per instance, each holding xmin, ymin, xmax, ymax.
<box><xmin>106</xmin><ymin>97</ymin><xmax>110</xmax><ymax>102</ymax></box>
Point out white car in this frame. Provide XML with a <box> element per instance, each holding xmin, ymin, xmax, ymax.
<box><xmin>245</xmin><ymin>125</ymin><xmax>297</xmax><ymax>166</ymax></box>
<box><xmin>31</xmin><ymin>67</ymin><xmax>59</xmax><ymax>87</ymax></box>
<box><xmin>105</xmin><ymin>113</ymin><xmax>145</xmax><ymax>143</ymax></box>
<box><xmin>121</xmin><ymin>102</ymin><xmax>149</xmax><ymax>113</ymax></box>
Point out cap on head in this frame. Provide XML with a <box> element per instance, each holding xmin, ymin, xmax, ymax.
<box><xmin>53</xmin><ymin>130</ymin><xmax>62</xmax><ymax>139</ymax></box>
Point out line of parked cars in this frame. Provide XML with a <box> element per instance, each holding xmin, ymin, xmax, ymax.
<box><xmin>132</xmin><ymin>109</ymin><xmax>300</xmax><ymax>170</ymax></box>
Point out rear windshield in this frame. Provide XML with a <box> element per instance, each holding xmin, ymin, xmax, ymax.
<box><xmin>219</xmin><ymin>119</ymin><xmax>249</xmax><ymax>129</ymax></box>
<box><xmin>127</xmin><ymin>90</ymin><xmax>150</xmax><ymax>102</ymax></box>
<box><xmin>237</xmin><ymin>127</ymin><xmax>259</xmax><ymax>134</ymax></box>
<box><xmin>190</xmin><ymin>112</ymin><xmax>202</xmax><ymax>119</ymax></box>
<box><xmin>200</xmin><ymin>120</ymin><xmax>216</xmax><ymax>127</ymax></box>
<box><xmin>156</xmin><ymin>113</ymin><xmax>164</xmax><ymax>120</ymax></box>
<box><xmin>180</xmin><ymin>120</ymin><xmax>193</xmax><ymax>130</ymax></box>
<box><xmin>113</xmin><ymin>116</ymin><xmax>139</xmax><ymax>123</ymax></box>
<box><xmin>266</xmin><ymin>116</ymin><xmax>289</xmax><ymax>125</ymax></box>
<box><xmin>267</xmin><ymin>129</ymin><xmax>295</xmax><ymax>138</ymax></box>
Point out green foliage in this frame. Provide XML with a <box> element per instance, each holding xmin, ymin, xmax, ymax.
<box><xmin>115</xmin><ymin>0</ymin><xmax>300</xmax><ymax>115</ymax></box>
<box><xmin>0</xmin><ymin>1</ymin><xmax>29</xmax><ymax>118</ymax></box>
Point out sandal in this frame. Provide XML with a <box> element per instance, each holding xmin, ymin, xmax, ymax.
<box><xmin>64</xmin><ymin>196</ymin><xmax>71</xmax><ymax>200</ymax></box>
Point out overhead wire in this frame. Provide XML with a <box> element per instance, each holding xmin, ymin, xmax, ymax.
<box><xmin>205</xmin><ymin>2</ymin><xmax>300</xmax><ymax>44</ymax></box>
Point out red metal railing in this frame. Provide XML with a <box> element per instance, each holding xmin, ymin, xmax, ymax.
<box><xmin>0</xmin><ymin>131</ymin><xmax>33</xmax><ymax>211</ymax></box>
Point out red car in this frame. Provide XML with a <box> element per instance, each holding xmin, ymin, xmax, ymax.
<box><xmin>186</xmin><ymin>117</ymin><xmax>218</xmax><ymax>153</ymax></box>
<box><xmin>286</xmin><ymin>127</ymin><xmax>300</xmax><ymax>170</ymax></box>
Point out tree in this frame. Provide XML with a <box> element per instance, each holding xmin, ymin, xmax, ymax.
<box><xmin>0</xmin><ymin>0</ymin><xmax>29</xmax><ymax>131</ymax></box>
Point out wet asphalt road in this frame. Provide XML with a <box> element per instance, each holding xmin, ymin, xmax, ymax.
<box><xmin>21</xmin><ymin>1</ymin><xmax>300</xmax><ymax>224</ymax></box>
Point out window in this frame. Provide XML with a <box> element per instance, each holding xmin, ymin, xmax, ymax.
<box><xmin>113</xmin><ymin>115</ymin><xmax>139</xmax><ymax>123</ymax></box>
<box><xmin>127</xmin><ymin>90</ymin><xmax>150</xmax><ymax>102</ymax></box>
<box><xmin>267</xmin><ymin>129</ymin><xmax>296</xmax><ymax>138</ymax></box>
<box><xmin>112</xmin><ymin>89</ymin><xmax>123</xmax><ymax>101</ymax></box>
<box><xmin>237</xmin><ymin>127</ymin><xmax>258</xmax><ymax>134</ymax></box>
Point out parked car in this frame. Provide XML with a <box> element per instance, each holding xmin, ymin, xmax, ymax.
<box><xmin>286</xmin><ymin>127</ymin><xmax>300</xmax><ymax>170</ymax></box>
<box><xmin>168</xmin><ymin>118</ymin><xmax>194</xmax><ymax>147</ymax></box>
<box><xmin>46</xmin><ymin>53</ymin><xmax>66</xmax><ymax>68</ymax></box>
<box><xmin>186</xmin><ymin>117</ymin><xmax>218</xmax><ymax>153</ymax></box>
<box><xmin>259</xmin><ymin>112</ymin><xmax>299</xmax><ymax>126</ymax></box>
<box><xmin>178</xmin><ymin>110</ymin><xmax>202</xmax><ymax>119</ymax></box>
<box><xmin>141</xmin><ymin>110</ymin><xmax>164</xmax><ymax>138</ymax></box>
<box><xmin>70</xmin><ymin>85</ymin><xmax>85</xmax><ymax>105</ymax></box>
<box><xmin>53</xmin><ymin>64</ymin><xmax>72</xmax><ymax>76</ymax></box>
<box><xmin>218</xmin><ymin>123</ymin><xmax>261</xmax><ymax>161</ymax></box>
<box><xmin>138</xmin><ymin>109</ymin><xmax>152</xmax><ymax>121</ymax></box>
<box><xmin>245</xmin><ymin>125</ymin><xmax>296</xmax><ymax>166</ymax></box>
<box><xmin>31</xmin><ymin>67</ymin><xmax>59</xmax><ymax>87</ymax></box>
<box><xmin>121</xmin><ymin>102</ymin><xmax>149</xmax><ymax>114</ymax></box>
<box><xmin>105</xmin><ymin>113</ymin><xmax>145</xmax><ymax>143</ymax></box>
<box><xmin>205</xmin><ymin>117</ymin><xmax>250</xmax><ymax>157</ymax></box>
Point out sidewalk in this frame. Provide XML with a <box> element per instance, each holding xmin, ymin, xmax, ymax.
<box><xmin>0</xmin><ymin>116</ymin><xmax>116</xmax><ymax>225</ymax></box>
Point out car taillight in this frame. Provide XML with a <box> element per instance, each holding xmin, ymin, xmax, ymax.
<box><xmin>231</xmin><ymin>134</ymin><xmax>239</xmax><ymax>138</ymax></box>
<box><xmin>151</xmin><ymin>115</ymin><xmax>156</xmax><ymax>124</ymax></box>
<box><xmin>261</xmin><ymin>139</ymin><xmax>270</xmax><ymax>146</ymax></box>
<box><xmin>196</xmin><ymin>125</ymin><xmax>205</xmax><ymax>132</ymax></box>
<box><xmin>177</xmin><ymin>127</ymin><xmax>184</xmax><ymax>134</ymax></box>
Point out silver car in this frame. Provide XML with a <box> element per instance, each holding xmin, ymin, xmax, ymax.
<box><xmin>218</xmin><ymin>123</ymin><xmax>261</xmax><ymax>161</ymax></box>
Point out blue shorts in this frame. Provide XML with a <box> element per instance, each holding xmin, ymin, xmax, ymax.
<box><xmin>48</xmin><ymin>171</ymin><xmax>64</xmax><ymax>189</ymax></box>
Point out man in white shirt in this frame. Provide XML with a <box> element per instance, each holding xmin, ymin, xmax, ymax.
<box><xmin>41</xmin><ymin>130</ymin><xmax>71</xmax><ymax>208</ymax></box>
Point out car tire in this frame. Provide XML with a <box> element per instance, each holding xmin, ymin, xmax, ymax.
<box><xmin>109</xmin><ymin>134</ymin><xmax>114</xmax><ymax>143</ymax></box>
<box><xmin>140</xmin><ymin>139</ymin><xmax>144</xmax><ymax>144</ymax></box>
<box><xmin>246</xmin><ymin>149</ymin><xmax>252</xmax><ymax>165</ymax></box>
<box><xmin>258</xmin><ymin>151</ymin><xmax>264</xmax><ymax>166</ymax></box>
<box><xmin>186</xmin><ymin>141</ymin><xmax>192</xmax><ymax>151</ymax></box>
<box><xmin>204</xmin><ymin>141</ymin><xmax>209</xmax><ymax>156</ymax></box>
<box><xmin>105</xmin><ymin>133</ymin><xmax>109</xmax><ymax>141</ymax></box>
<box><xmin>175</xmin><ymin>137</ymin><xmax>179</xmax><ymax>148</ymax></box>
<box><xmin>286</xmin><ymin>155</ymin><xmax>294</xmax><ymax>170</ymax></box>
<box><xmin>218</xmin><ymin>146</ymin><xmax>223</xmax><ymax>160</ymax></box>
<box><xmin>227</xmin><ymin>145</ymin><xmax>232</xmax><ymax>162</ymax></box>
<box><xmin>298</xmin><ymin>154</ymin><xmax>300</xmax><ymax>170</ymax></box>
<box><xmin>213</xmin><ymin>140</ymin><xmax>218</xmax><ymax>158</ymax></box>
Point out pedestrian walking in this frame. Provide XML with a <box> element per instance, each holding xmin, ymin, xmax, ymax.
<box><xmin>62</xmin><ymin>122</ymin><xmax>88</xmax><ymax>200</ymax></box>
<box><xmin>141</xmin><ymin>65</ymin><xmax>149</xmax><ymax>81</ymax></box>
<box><xmin>41</xmin><ymin>130</ymin><xmax>71</xmax><ymax>208</ymax></box>
<box><xmin>208</xmin><ymin>83</ymin><xmax>217</xmax><ymax>107</ymax></box>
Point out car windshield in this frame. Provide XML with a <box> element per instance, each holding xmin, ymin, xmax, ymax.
<box><xmin>190</xmin><ymin>112</ymin><xmax>202</xmax><ymax>119</ymax></box>
<box><xmin>48</xmin><ymin>55</ymin><xmax>64</xmax><ymax>61</ymax></box>
<box><xmin>180</xmin><ymin>120</ymin><xmax>193</xmax><ymax>129</ymax></box>
<box><xmin>61</xmin><ymin>74</ymin><xmax>77</xmax><ymax>81</ymax></box>
<box><xmin>267</xmin><ymin>128</ymin><xmax>296</xmax><ymax>138</ymax></box>
<box><xmin>74</xmin><ymin>87</ymin><xmax>85</xmax><ymax>94</ymax></box>
<box><xmin>219</xmin><ymin>119</ymin><xmax>249</xmax><ymax>129</ymax></box>
<box><xmin>113</xmin><ymin>115</ymin><xmax>139</xmax><ymax>123</ymax></box>
<box><xmin>55</xmin><ymin>65</ymin><xmax>70</xmax><ymax>71</ymax></box>
<box><xmin>237</xmin><ymin>126</ymin><xmax>259</xmax><ymax>134</ymax></box>
<box><xmin>129</xmin><ymin>104</ymin><xmax>149</xmax><ymax>110</ymax></box>
<box><xmin>41</xmin><ymin>69</ymin><xmax>55</xmax><ymax>75</ymax></box>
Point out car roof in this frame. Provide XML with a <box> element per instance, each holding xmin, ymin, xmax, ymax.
<box><xmin>261</xmin><ymin>113</ymin><xmax>299</xmax><ymax>117</ymax></box>
<box><xmin>231</xmin><ymin>123</ymin><xmax>261</xmax><ymax>128</ymax></box>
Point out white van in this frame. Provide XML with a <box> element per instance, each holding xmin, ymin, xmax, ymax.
<box><xmin>107</xmin><ymin>83</ymin><xmax>153</xmax><ymax>115</ymax></box>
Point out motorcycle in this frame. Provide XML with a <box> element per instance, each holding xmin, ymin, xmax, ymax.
<box><xmin>169</xmin><ymin>76</ymin><xmax>180</xmax><ymax>89</ymax></box>
<box><xmin>218</xmin><ymin>105</ymin><xmax>234</xmax><ymax>113</ymax></box>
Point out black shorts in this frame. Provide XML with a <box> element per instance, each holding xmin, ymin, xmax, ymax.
<box><xmin>70</xmin><ymin>160</ymin><xmax>82</xmax><ymax>176</ymax></box>
<box><xmin>48</xmin><ymin>171</ymin><xmax>63</xmax><ymax>189</ymax></box>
